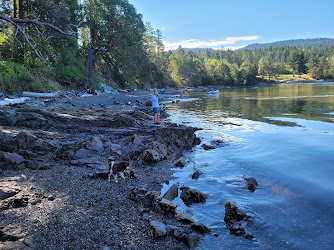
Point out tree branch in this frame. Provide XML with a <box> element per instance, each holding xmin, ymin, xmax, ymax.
<box><xmin>0</xmin><ymin>15</ymin><xmax>83</xmax><ymax>60</ymax></box>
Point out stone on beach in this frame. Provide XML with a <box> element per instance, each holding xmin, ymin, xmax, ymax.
<box><xmin>150</xmin><ymin>220</ymin><xmax>167</xmax><ymax>239</ymax></box>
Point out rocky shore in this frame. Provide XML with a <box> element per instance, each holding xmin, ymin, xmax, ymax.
<box><xmin>0</xmin><ymin>90</ymin><xmax>215</xmax><ymax>249</ymax></box>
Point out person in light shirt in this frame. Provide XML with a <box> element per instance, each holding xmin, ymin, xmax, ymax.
<box><xmin>151</xmin><ymin>89</ymin><xmax>160</xmax><ymax>124</ymax></box>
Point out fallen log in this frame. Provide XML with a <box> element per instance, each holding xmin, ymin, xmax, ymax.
<box><xmin>22</xmin><ymin>91</ymin><xmax>60</xmax><ymax>98</ymax></box>
<box><xmin>0</xmin><ymin>97</ymin><xmax>30</xmax><ymax>106</ymax></box>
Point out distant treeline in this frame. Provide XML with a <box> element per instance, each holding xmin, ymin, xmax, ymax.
<box><xmin>0</xmin><ymin>1</ymin><xmax>334</xmax><ymax>94</ymax></box>
<box><xmin>244</xmin><ymin>38</ymin><xmax>334</xmax><ymax>50</ymax></box>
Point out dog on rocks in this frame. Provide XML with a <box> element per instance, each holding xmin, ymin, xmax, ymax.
<box><xmin>107</xmin><ymin>158</ymin><xmax>131</xmax><ymax>182</ymax></box>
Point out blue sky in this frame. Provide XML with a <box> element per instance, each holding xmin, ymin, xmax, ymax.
<box><xmin>128</xmin><ymin>0</ymin><xmax>334</xmax><ymax>50</ymax></box>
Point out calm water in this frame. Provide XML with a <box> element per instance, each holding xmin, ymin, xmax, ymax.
<box><xmin>164</xmin><ymin>82</ymin><xmax>334</xmax><ymax>249</ymax></box>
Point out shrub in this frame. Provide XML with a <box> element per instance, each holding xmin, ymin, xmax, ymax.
<box><xmin>55</xmin><ymin>53</ymin><xmax>86</xmax><ymax>86</ymax></box>
<box><xmin>0</xmin><ymin>61</ymin><xmax>35</xmax><ymax>94</ymax></box>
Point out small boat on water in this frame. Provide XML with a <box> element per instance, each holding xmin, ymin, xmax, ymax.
<box><xmin>206</xmin><ymin>90</ymin><xmax>219</xmax><ymax>95</ymax></box>
<box><xmin>158</xmin><ymin>90</ymin><xmax>166</xmax><ymax>94</ymax></box>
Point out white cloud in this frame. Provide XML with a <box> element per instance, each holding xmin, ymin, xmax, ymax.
<box><xmin>163</xmin><ymin>35</ymin><xmax>261</xmax><ymax>51</ymax></box>
<box><xmin>214</xmin><ymin>46</ymin><xmax>247</xmax><ymax>51</ymax></box>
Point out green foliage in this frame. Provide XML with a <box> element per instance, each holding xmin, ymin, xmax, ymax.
<box><xmin>0</xmin><ymin>61</ymin><xmax>35</xmax><ymax>94</ymax></box>
<box><xmin>1</xmin><ymin>0</ymin><xmax>334</xmax><ymax>94</ymax></box>
<box><xmin>30</xmin><ymin>82</ymin><xmax>44</xmax><ymax>92</ymax></box>
<box><xmin>55</xmin><ymin>54</ymin><xmax>86</xmax><ymax>86</ymax></box>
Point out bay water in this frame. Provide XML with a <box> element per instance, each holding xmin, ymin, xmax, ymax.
<box><xmin>164</xmin><ymin>82</ymin><xmax>334</xmax><ymax>249</ymax></box>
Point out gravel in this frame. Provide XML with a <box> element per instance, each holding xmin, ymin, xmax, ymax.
<box><xmin>0</xmin><ymin>90</ymin><xmax>196</xmax><ymax>249</ymax></box>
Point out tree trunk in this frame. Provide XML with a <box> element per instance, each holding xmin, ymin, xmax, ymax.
<box><xmin>13</xmin><ymin>0</ymin><xmax>17</xmax><ymax>18</ymax></box>
<box><xmin>17</xmin><ymin>0</ymin><xmax>25</xmax><ymax>62</ymax></box>
<box><xmin>86</xmin><ymin>23</ymin><xmax>96</xmax><ymax>89</ymax></box>
<box><xmin>86</xmin><ymin>47</ymin><xmax>94</xmax><ymax>89</ymax></box>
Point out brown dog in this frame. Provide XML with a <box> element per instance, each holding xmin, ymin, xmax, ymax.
<box><xmin>107</xmin><ymin>159</ymin><xmax>131</xmax><ymax>182</ymax></box>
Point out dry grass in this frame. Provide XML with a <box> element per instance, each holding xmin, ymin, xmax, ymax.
<box><xmin>274</xmin><ymin>74</ymin><xmax>315</xmax><ymax>82</ymax></box>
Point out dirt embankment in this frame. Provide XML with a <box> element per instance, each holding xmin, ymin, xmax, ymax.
<box><xmin>0</xmin><ymin>91</ymin><xmax>210</xmax><ymax>249</ymax></box>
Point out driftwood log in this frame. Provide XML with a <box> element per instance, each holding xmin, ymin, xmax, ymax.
<box><xmin>22</xmin><ymin>91</ymin><xmax>60</xmax><ymax>98</ymax></box>
<box><xmin>0</xmin><ymin>97</ymin><xmax>30</xmax><ymax>106</ymax></box>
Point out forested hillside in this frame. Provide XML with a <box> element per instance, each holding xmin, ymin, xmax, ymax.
<box><xmin>1</xmin><ymin>1</ymin><xmax>334</xmax><ymax>94</ymax></box>
<box><xmin>244</xmin><ymin>38</ymin><xmax>334</xmax><ymax>50</ymax></box>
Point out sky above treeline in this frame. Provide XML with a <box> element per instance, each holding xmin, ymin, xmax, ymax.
<box><xmin>128</xmin><ymin>0</ymin><xmax>334</xmax><ymax>50</ymax></box>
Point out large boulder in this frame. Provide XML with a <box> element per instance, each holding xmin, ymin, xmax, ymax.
<box><xmin>180</xmin><ymin>186</ymin><xmax>208</xmax><ymax>206</ymax></box>
<box><xmin>155</xmin><ymin>124</ymin><xmax>201</xmax><ymax>152</ymax></box>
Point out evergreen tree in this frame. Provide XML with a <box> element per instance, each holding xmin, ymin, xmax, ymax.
<box><xmin>288</xmin><ymin>49</ymin><xmax>299</xmax><ymax>76</ymax></box>
<box><xmin>296</xmin><ymin>51</ymin><xmax>308</xmax><ymax>76</ymax></box>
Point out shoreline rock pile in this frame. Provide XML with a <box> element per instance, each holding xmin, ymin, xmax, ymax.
<box><xmin>0</xmin><ymin>91</ymin><xmax>209</xmax><ymax>249</ymax></box>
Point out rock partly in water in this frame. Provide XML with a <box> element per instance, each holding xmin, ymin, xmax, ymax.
<box><xmin>162</xmin><ymin>183</ymin><xmax>179</xmax><ymax>201</ymax></box>
<box><xmin>184</xmin><ymin>233</ymin><xmax>200</xmax><ymax>248</ymax></box>
<box><xmin>175</xmin><ymin>156</ymin><xmax>186</xmax><ymax>167</ymax></box>
<box><xmin>175</xmin><ymin>210</ymin><xmax>210</xmax><ymax>234</ymax></box>
<box><xmin>180</xmin><ymin>186</ymin><xmax>208</xmax><ymax>206</ymax></box>
<box><xmin>201</xmin><ymin>139</ymin><xmax>227</xmax><ymax>150</ymax></box>
<box><xmin>191</xmin><ymin>169</ymin><xmax>203</xmax><ymax>179</ymax></box>
<box><xmin>224</xmin><ymin>201</ymin><xmax>253</xmax><ymax>239</ymax></box>
<box><xmin>244</xmin><ymin>177</ymin><xmax>258</xmax><ymax>191</ymax></box>
<box><xmin>201</xmin><ymin>144</ymin><xmax>216</xmax><ymax>150</ymax></box>
<box><xmin>155</xmin><ymin>124</ymin><xmax>201</xmax><ymax>152</ymax></box>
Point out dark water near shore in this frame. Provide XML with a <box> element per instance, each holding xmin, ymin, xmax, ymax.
<box><xmin>165</xmin><ymin>82</ymin><xmax>334</xmax><ymax>249</ymax></box>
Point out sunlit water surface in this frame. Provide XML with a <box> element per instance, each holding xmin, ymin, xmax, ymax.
<box><xmin>164</xmin><ymin>83</ymin><xmax>334</xmax><ymax>249</ymax></box>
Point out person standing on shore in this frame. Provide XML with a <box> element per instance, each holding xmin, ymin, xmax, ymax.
<box><xmin>151</xmin><ymin>89</ymin><xmax>160</xmax><ymax>124</ymax></box>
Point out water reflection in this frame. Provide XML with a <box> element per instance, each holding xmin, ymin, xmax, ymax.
<box><xmin>166</xmin><ymin>83</ymin><xmax>334</xmax><ymax>249</ymax></box>
<box><xmin>171</xmin><ymin>83</ymin><xmax>334</xmax><ymax>126</ymax></box>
